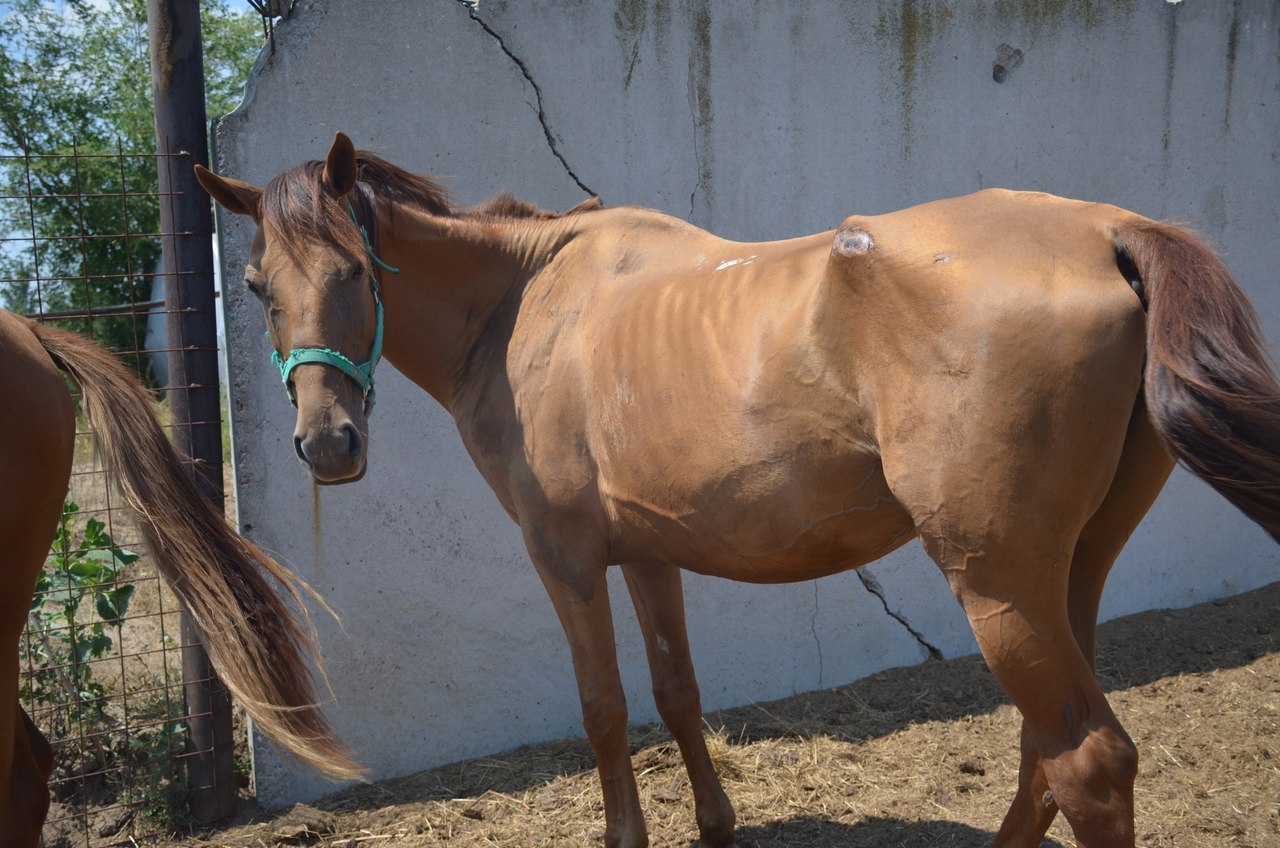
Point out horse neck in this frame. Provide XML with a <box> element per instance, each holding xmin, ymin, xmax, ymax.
<box><xmin>373</xmin><ymin>201</ymin><xmax>570</xmax><ymax>413</ymax></box>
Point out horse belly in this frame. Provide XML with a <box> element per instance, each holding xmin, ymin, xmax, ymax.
<box><xmin>604</xmin><ymin>450</ymin><xmax>917</xmax><ymax>582</ymax></box>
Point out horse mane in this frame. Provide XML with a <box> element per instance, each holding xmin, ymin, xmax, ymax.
<box><xmin>352</xmin><ymin>151</ymin><xmax>455</xmax><ymax>216</ymax></box>
<box><xmin>261</xmin><ymin>150</ymin><xmax>599</xmax><ymax>269</ymax></box>
<box><xmin>470</xmin><ymin>192</ymin><xmax>604</xmax><ymax>220</ymax></box>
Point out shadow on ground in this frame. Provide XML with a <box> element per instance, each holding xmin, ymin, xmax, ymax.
<box><xmin>707</xmin><ymin>579</ymin><xmax>1280</xmax><ymax>749</ymax></box>
<box><xmin>734</xmin><ymin>815</ymin><xmax>1068</xmax><ymax>847</ymax></box>
<box><xmin>245</xmin><ymin>581</ymin><xmax>1280</xmax><ymax>825</ymax></box>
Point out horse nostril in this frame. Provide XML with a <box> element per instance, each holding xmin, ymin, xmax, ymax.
<box><xmin>342</xmin><ymin>423</ymin><xmax>364</xmax><ymax>461</ymax></box>
<box><xmin>294</xmin><ymin>434</ymin><xmax>311</xmax><ymax>466</ymax></box>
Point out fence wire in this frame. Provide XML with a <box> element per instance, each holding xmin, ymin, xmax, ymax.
<box><xmin>5</xmin><ymin>143</ymin><xmax>232</xmax><ymax>845</ymax></box>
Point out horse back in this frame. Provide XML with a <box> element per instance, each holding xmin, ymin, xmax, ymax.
<box><xmin>821</xmin><ymin>188</ymin><xmax>1148</xmax><ymax>416</ymax></box>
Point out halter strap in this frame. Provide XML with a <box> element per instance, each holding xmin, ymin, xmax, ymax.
<box><xmin>271</xmin><ymin>194</ymin><xmax>398</xmax><ymax>413</ymax></box>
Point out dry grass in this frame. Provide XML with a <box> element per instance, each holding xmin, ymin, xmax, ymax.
<box><xmin>136</xmin><ymin>581</ymin><xmax>1280</xmax><ymax>848</ymax></box>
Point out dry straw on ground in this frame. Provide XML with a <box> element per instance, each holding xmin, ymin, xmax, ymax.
<box><xmin>141</xmin><ymin>581</ymin><xmax>1279</xmax><ymax>848</ymax></box>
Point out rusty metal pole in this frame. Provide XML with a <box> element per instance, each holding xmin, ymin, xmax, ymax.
<box><xmin>146</xmin><ymin>0</ymin><xmax>236</xmax><ymax>822</ymax></box>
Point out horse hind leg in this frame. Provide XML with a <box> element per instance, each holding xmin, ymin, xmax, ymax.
<box><xmin>1</xmin><ymin>479</ymin><xmax>69</xmax><ymax>846</ymax></box>
<box><xmin>11</xmin><ymin>707</ymin><xmax>54</xmax><ymax>841</ymax></box>
<box><xmin>879</xmin><ymin>377</ymin><xmax>1147</xmax><ymax>843</ymax></box>
<box><xmin>930</xmin><ymin>529</ymin><xmax>1141</xmax><ymax>847</ymax></box>
<box><xmin>898</xmin><ymin>483</ymin><xmax>1144</xmax><ymax>847</ymax></box>
<box><xmin>621</xmin><ymin>561</ymin><xmax>735</xmax><ymax>848</ymax></box>
<box><xmin>993</xmin><ymin>402</ymin><xmax>1174</xmax><ymax>847</ymax></box>
<box><xmin>0</xmin><ymin>665</ymin><xmax>53</xmax><ymax>848</ymax></box>
<box><xmin>890</xmin><ymin>478</ymin><xmax>1145</xmax><ymax>848</ymax></box>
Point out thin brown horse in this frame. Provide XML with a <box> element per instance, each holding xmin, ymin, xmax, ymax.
<box><xmin>0</xmin><ymin>309</ymin><xmax>360</xmax><ymax>846</ymax></box>
<box><xmin>198</xmin><ymin>132</ymin><xmax>1280</xmax><ymax>848</ymax></box>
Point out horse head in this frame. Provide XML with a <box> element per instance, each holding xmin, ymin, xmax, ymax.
<box><xmin>197</xmin><ymin>133</ymin><xmax>381</xmax><ymax>484</ymax></box>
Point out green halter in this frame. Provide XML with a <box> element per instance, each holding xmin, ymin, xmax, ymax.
<box><xmin>270</xmin><ymin>201</ymin><xmax>398</xmax><ymax>413</ymax></box>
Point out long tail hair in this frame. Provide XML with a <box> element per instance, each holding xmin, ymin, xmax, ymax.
<box><xmin>1120</xmin><ymin>220</ymin><xmax>1280</xmax><ymax>543</ymax></box>
<box><xmin>30</xmin><ymin>323</ymin><xmax>362</xmax><ymax>779</ymax></box>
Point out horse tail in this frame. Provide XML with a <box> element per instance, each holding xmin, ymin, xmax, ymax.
<box><xmin>1117</xmin><ymin>219</ymin><xmax>1280</xmax><ymax>543</ymax></box>
<box><xmin>29</xmin><ymin>322</ymin><xmax>362</xmax><ymax>780</ymax></box>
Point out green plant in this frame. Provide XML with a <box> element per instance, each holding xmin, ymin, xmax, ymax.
<box><xmin>23</xmin><ymin>500</ymin><xmax>138</xmax><ymax>729</ymax></box>
<box><xmin>114</xmin><ymin>692</ymin><xmax>190</xmax><ymax>832</ymax></box>
<box><xmin>27</xmin><ymin>503</ymin><xmax>200</xmax><ymax>830</ymax></box>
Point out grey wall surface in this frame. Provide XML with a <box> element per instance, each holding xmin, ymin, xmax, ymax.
<box><xmin>212</xmin><ymin>0</ymin><xmax>1280</xmax><ymax>808</ymax></box>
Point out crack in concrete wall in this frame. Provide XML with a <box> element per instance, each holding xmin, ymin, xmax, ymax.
<box><xmin>461</xmin><ymin>1</ymin><xmax>596</xmax><ymax>198</ymax></box>
<box><xmin>685</xmin><ymin>0</ymin><xmax>713</xmax><ymax>221</ymax></box>
<box><xmin>857</xmin><ymin>570</ymin><xmax>943</xmax><ymax>660</ymax></box>
<box><xmin>685</xmin><ymin>78</ymin><xmax>703</xmax><ymax>219</ymax></box>
<box><xmin>810</xmin><ymin>581</ymin><xmax>824</xmax><ymax>688</ymax></box>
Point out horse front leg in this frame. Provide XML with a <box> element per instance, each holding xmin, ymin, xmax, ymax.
<box><xmin>526</xmin><ymin>531</ymin><xmax>647</xmax><ymax>848</ymax></box>
<box><xmin>621</xmin><ymin>561</ymin><xmax>735</xmax><ymax>847</ymax></box>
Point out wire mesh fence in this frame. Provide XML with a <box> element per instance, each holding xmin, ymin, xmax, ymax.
<box><xmin>4</xmin><ymin>142</ymin><xmax>232</xmax><ymax>845</ymax></box>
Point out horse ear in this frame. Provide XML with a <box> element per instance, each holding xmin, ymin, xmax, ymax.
<box><xmin>322</xmin><ymin>132</ymin><xmax>358</xmax><ymax>197</ymax></box>
<box><xmin>195</xmin><ymin>165</ymin><xmax>263</xmax><ymax>219</ymax></box>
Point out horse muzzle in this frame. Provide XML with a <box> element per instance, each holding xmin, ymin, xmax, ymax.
<box><xmin>293</xmin><ymin>417</ymin><xmax>368</xmax><ymax>484</ymax></box>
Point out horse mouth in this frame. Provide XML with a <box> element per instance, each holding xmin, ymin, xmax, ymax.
<box><xmin>308</xmin><ymin>462</ymin><xmax>367</xmax><ymax>486</ymax></box>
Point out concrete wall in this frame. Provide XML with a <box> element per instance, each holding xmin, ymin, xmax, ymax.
<box><xmin>212</xmin><ymin>0</ymin><xmax>1280</xmax><ymax>808</ymax></box>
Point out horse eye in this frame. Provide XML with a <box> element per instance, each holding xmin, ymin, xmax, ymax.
<box><xmin>243</xmin><ymin>275</ymin><xmax>266</xmax><ymax>297</ymax></box>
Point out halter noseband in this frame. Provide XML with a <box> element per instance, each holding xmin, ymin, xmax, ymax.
<box><xmin>270</xmin><ymin>190</ymin><xmax>398</xmax><ymax>414</ymax></box>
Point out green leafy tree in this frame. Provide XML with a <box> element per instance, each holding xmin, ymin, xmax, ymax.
<box><xmin>0</xmin><ymin>0</ymin><xmax>261</xmax><ymax>375</ymax></box>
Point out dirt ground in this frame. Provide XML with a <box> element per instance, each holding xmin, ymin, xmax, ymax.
<box><xmin>131</xmin><ymin>579</ymin><xmax>1280</xmax><ymax>848</ymax></box>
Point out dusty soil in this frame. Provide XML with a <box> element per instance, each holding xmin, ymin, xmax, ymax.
<box><xmin>138</xmin><ymin>580</ymin><xmax>1280</xmax><ymax>848</ymax></box>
